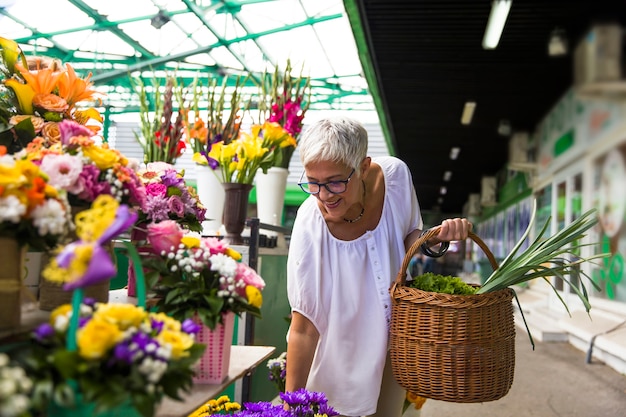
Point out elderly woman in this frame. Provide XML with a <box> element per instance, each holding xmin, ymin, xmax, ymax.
<box><xmin>285</xmin><ymin>116</ymin><xmax>472</xmax><ymax>417</ymax></box>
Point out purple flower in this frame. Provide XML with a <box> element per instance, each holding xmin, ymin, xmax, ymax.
<box><xmin>161</xmin><ymin>169</ymin><xmax>184</xmax><ymax>188</ymax></box>
<box><xmin>167</xmin><ymin>195</ymin><xmax>185</xmax><ymax>218</ymax></box>
<box><xmin>114</xmin><ymin>342</ymin><xmax>134</xmax><ymax>364</ymax></box>
<box><xmin>58</xmin><ymin>119</ymin><xmax>93</xmax><ymax>145</ymax></box>
<box><xmin>150</xmin><ymin>317</ymin><xmax>165</xmax><ymax>334</ymax></box>
<box><xmin>144</xmin><ymin>196</ymin><xmax>170</xmax><ymax>222</ymax></box>
<box><xmin>34</xmin><ymin>323</ymin><xmax>54</xmax><ymax>341</ymax></box>
<box><xmin>181</xmin><ymin>318</ymin><xmax>201</xmax><ymax>335</ymax></box>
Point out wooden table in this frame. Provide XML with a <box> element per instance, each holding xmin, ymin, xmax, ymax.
<box><xmin>156</xmin><ymin>345</ymin><xmax>275</xmax><ymax>417</ymax></box>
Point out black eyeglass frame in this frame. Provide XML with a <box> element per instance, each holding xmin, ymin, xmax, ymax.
<box><xmin>298</xmin><ymin>169</ymin><xmax>356</xmax><ymax>195</ymax></box>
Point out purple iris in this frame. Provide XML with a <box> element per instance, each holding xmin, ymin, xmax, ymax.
<box><xmin>34</xmin><ymin>323</ymin><xmax>55</xmax><ymax>341</ymax></box>
<box><xmin>181</xmin><ymin>318</ymin><xmax>201</xmax><ymax>335</ymax></box>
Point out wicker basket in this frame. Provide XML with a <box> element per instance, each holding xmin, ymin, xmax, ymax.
<box><xmin>389</xmin><ymin>227</ymin><xmax>516</xmax><ymax>403</ymax></box>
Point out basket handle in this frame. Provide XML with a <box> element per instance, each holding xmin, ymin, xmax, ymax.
<box><xmin>393</xmin><ymin>226</ymin><xmax>499</xmax><ymax>287</ymax></box>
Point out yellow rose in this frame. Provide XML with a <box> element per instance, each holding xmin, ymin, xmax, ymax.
<box><xmin>50</xmin><ymin>304</ymin><xmax>72</xmax><ymax>324</ymax></box>
<box><xmin>77</xmin><ymin>317</ymin><xmax>122</xmax><ymax>359</ymax></box>
<box><xmin>181</xmin><ymin>235</ymin><xmax>201</xmax><ymax>249</ymax></box>
<box><xmin>82</xmin><ymin>145</ymin><xmax>121</xmax><ymax>170</ymax></box>
<box><xmin>94</xmin><ymin>303</ymin><xmax>147</xmax><ymax>330</ymax></box>
<box><xmin>157</xmin><ymin>329</ymin><xmax>194</xmax><ymax>360</ymax></box>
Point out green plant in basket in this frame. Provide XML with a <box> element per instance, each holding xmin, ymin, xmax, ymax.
<box><xmin>19</xmin><ymin>195</ymin><xmax>206</xmax><ymax>417</ymax></box>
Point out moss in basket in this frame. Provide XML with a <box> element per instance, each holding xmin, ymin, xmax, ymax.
<box><xmin>408</xmin><ymin>272</ymin><xmax>477</xmax><ymax>295</ymax></box>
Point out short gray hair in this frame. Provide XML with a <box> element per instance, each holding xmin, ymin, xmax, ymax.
<box><xmin>298</xmin><ymin>116</ymin><xmax>368</xmax><ymax>171</ymax></box>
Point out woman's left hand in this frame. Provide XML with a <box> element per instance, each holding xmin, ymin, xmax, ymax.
<box><xmin>437</xmin><ymin>218</ymin><xmax>472</xmax><ymax>242</ymax></box>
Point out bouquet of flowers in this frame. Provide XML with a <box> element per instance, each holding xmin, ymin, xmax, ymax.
<box><xmin>23</xmin><ymin>119</ymin><xmax>146</xmax><ymax>210</ymax></box>
<box><xmin>187</xmin><ymin>75</ymin><xmax>247</xmax><ymax>166</ymax></box>
<box><xmin>133</xmin><ymin>75</ymin><xmax>188</xmax><ymax>164</ymax></box>
<box><xmin>136</xmin><ymin>161</ymin><xmax>206</xmax><ymax>232</ymax></box>
<box><xmin>188</xmin><ymin>389</ymin><xmax>339</xmax><ymax>417</ymax></box>
<box><xmin>0</xmin><ymin>145</ymin><xmax>70</xmax><ymax>250</ymax></box>
<box><xmin>0</xmin><ymin>352</ymin><xmax>33</xmax><ymax>417</ymax></box>
<box><xmin>0</xmin><ymin>36</ymin><xmax>103</xmax><ymax>154</ymax></box>
<box><xmin>256</xmin><ymin>60</ymin><xmax>310</xmax><ymax>169</ymax></box>
<box><xmin>22</xmin><ymin>195</ymin><xmax>206</xmax><ymax>417</ymax></box>
<box><xmin>140</xmin><ymin>220</ymin><xmax>265</xmax><ymax>330</ymax></box>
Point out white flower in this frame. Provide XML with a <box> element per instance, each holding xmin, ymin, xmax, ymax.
<box><xmin>0</xmin><ymin>195</ymin><xmax>26</xmax><ymax>223</ymax></box>
<box><xmin>0</xmin><ymin>354</ymin><xmax>8</xmax><ymax>367</ymax></box>
<box><xmin>32</xmin><ymin>198</ymin><xmax>67</xmax><ymax>236</ymax></box>
<box><xmin>209</xmin><ymin>253</ymin><xmax>237</xmax><ymax>277</ymax></box>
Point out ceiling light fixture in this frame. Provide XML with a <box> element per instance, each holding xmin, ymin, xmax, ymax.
<box><xmin>482</xmin><ymin>0</ymin><xmax>512</xmax><ymax>49</ymax></box>
<box><xmin>440</xmin><ymin>186</ymin><xmax>447</xmax><ymax>195</ymax></box>
<box><xmin>498</xmin><ymin>119</ymin><xmax>512</xmax><ymax>136</ymax></box>
<box><xmin>460</xmin><ymin>101</ymin><xmax>476</xmax><ymax>125</ymax></box>
<box><xmin>150</xmin><ymin>10</ymin><xmax>170</xmax><ymax>29</ymax></box>
<box><xmin>443</xmin><ymin>171</ymin><xmax>452</xmax><ymax>181</ymax></box>
<box><xmin>449</xmin><ymin>147</ymin><xmax>460</xmax><ymax>160</ymax></box>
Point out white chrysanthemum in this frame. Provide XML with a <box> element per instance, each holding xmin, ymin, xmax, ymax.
<box><xmin>0</xmin><ymin>377</ymin><xmax>16</xmax><ymax>397</ymax></box>
<box><xmin>32</xmin><ymin>199</ymin><xmax>67</xmax><ymax>236</ymax></box>
<box><xmin>0</xmin><ymin>353</ymin><xmax>8</xmax><ymax>367</ymax></box>
<box><xmin>0</xmin><ymin>195</ymin><xmax>26</xmax><ymax>223</ymax></box>
<box><xmin>209</xmin><ymin>253</ymin><xmax>237</xmax><ymax>277</ymax></box>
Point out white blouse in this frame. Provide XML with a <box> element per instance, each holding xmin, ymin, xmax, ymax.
<box><xmin>287</xmin><ymin>156</ymin><xmax>423</xmax><ymax>416</ymax></box>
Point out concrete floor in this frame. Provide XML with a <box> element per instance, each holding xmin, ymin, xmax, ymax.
<box><xmin>418</xmin><ymin>328</ymin><xmax>626</xmax><ymax>417</ymax></box>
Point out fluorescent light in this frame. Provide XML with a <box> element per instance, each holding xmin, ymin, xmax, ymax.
<box><xmin>443</xmin><ymin>171</ymin><xmax>452</xmax><ymax>181</ymax></box>
<box><xmin>449</xmin><ymin>147</ymin><xmax>460</xmax><ymax>160</ymax></box>
<box><xmin>482</xmin><ymin>0</ymin><xmax>512</xmax><ymax>49</ymax></box>
<box><xmin>461</xmin><ymin>101</ymin><xmax>476</xmax><ymax>125</ymax></box>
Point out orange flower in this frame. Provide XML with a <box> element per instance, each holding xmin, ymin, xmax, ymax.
<box><xmin>26</xmin><ymin>176</ymin><xmax>47</xmax><ymax>209</ymax></box>
<box><xmin>0</xmin><ymin>145</ymin><xmax>6</xmax><ymax>156</ymax></box>
<box><xmin>33</xmin><ymin>93</ymin><xmax>69</xmax><ymax>113</ymax></box>
<box><xmin>41</xmin><ymin>122</ymin><xmax>61</xmax><ymax>144</ymax></box>
<box><xmin>56</xmin><ymin>63</ymin><xmax>101</xmax><ymax>108</ymax></box>
<box><xmin>9</xmin><ymin>115</ymin><xmax>44</xmax><ymax>132</ymax></box>
<box><xmin>16</xmin><ymin>63</ymin><xmax>62</xmax><ymax>95</ymax></box>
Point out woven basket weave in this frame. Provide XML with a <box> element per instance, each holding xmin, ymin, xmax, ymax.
<box><xmin>389</xmin><ymin>227</ymin><xmax>516</xmax><ymax>403</ymax></box>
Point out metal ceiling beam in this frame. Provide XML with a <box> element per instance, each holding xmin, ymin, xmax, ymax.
<box><xmin>67</xmin><ymin>0</ymin><xmax>155</xmax><ymax>58</ymax></box>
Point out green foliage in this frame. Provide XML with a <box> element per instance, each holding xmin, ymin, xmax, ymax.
<box><xmin>408</xmin><ymin>272</ymin><xmax>478</xmax><ymax>295</ymax></box>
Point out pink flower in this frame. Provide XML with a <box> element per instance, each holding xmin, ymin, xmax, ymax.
<box><xmin>147</xmin><ymin>220</ymin><xmax>184</xmax><ymax>254</ymax></box>
<box><xmin>203</xmin><ymin>237</ymin><xmax>229</xmax><ymax>255</ymax></box>
<box><xmin>39</xmin><ymin>153</ymin><xmax>84</xmax><ymax>193</ymax></box>
<box><xmin>145</xmin><ymin>182</ymin><xmax>167</xmax><ymax>197</ymax></box>
<box><xmin>235</xmin><ymin>262</ymin><xmax>266</xmax><ymax>294</ymax></box>
<box><xmin>167</xmin><ymin>195</ymin><xmax>185</xmax><ymax>218</ymax></box>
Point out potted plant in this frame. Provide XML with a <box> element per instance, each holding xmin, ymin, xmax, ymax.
<box><xmin>140</xmin><ymin>220</ymin><xmax>265</xmax><ymax>383</ymax></box>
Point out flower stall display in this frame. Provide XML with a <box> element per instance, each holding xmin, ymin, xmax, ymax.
<box><xmin>0</xmin><ymin>352</ymin><xmax>33</xmax><ymax>417</ymax></box>
<box><xmin>133</xmin><ymin>75</ymin><xmax>188</xmax><ymax>164</ymax></box>
<box><xmin>0</xmin><ymin>145</ymin><xmax>71</xmax><ymax>329</ymax></box>
<box><xmin>188</xmin><ymin>389</ymin><xmax>339</xmax><ymax>417</ymax></box>
<box><xmin>19</xmin><ymin>195</ymin><xmax>206</xmax><ymax>417</ymax></box>
<box><xmin>0</xmin><ymin>36</ymin><xmax>103</xmax><ymax>154</ymax></box>
<box><xmin>140</xmin><ymin>220</ymin><xmax>265</xmax><ymax>383</ymax></box>
<box><xmin>188</xmin><ymin>75</ymin><xmax>247</xmax><ymax>236</ymax></box>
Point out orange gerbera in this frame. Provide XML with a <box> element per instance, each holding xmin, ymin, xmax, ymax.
<box><xmin>56</xmin><ymin>63</ymin><xmax>101</xmax><ymax>109</ymax></box>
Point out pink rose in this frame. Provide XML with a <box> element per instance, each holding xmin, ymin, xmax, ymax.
<box><xmin>145</xmin><ymin>182</ymin><xmax>167</xmax><ymax>197</ymax></box>
<box><xmin>167</xmin><ymin>195</ymin><xmax>185</xmax><ymax>218</ymax></box>
<box><xmin>147</xmin><ymin>220</ymin><xmax>184</xmax><ymax>254</ymax></box>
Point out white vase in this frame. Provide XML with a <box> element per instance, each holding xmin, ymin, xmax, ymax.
<box><xmin>255</xmin><ymin>167</ymin><xmax>289</xmax><ymax>236</ymax></box>
<box><xmin>196</xmin><ymin>164</ymin><xmax>225</xmax><ymax>236</ymax></box>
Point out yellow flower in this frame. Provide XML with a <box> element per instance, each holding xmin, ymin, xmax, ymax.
<box><xmin>4</xmin><ymin>79</ymin><xmax>35</xmax><ymax>114</ymax></box>
<box><xmin>181</xmin><ymin>235</ymin><xmax>201</xmax><ymax>248</ymax></box>
<box><xmin>192</xmin><ymin>152</ymin><xmax>207</xmax><ymax>165</ymax></box>
<box><xmin>406</xmin><ymin>392</ymin><xmax>427</xmax><ymax>409</ymax></box>
<box><xmin>150</xmin><ymin>312</ymin><xmax>182</xmax><ymax>332</ymax></box>
<box><xmin>157</xmin><ymin>329</ymin><xmax>194</xmax><ymax>359</ymax></box>
<box><xmin>225</xmin><ymin>247</ymin><xmax>241</xmax><ymax>261</ymax></box>
<box><xmin>94</xmin><ymin>304</ymin><xmax>147</xmax><ymax>331</ymax></box>
<box><xmin>74</xmin><ymin>195</ymin><xmax>118</xmax><ymax>242</ymax></box>
<box><xmin>82</xmin><ymin>144</ymin><xmax>122</xmax><ymax>170</ymax></box>
<box><xmin>246</xmin><ymin>285</ymin><xmax>263</xmax><ymax>308</ymax></box>
<box><xmin>50</xmin><ymin>304</ymin><xmax>72</xmax><ymax>324</ymax></box>
<box><xmin>77</xmin><ymin>317</ymin><xmax>123</xmax><ymax>359</ymax></box>
<box><xmin>0</xmin><ymin>36</ymin><xmax>26</xmax><ymax>74</ymax></box>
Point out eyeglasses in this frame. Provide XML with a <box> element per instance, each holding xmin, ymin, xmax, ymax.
<box><xmin>298</xmin><ymin>169</ymin><xmax>355</xmax><ymax>195</ymax></box>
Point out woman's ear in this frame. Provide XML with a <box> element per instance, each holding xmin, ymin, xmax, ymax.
<box><xmin>360</xmin><ymin>157</ymin><xmax>372</xmax><ymax>178</ymax></box>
